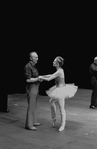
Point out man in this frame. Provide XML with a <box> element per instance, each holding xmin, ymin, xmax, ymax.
<box><xmin>89</xmin><ymin>57</ymin><xmax>97</xmax><ymax>109</ymax></box>
<box><xmin>24</xmin><ymin>52</ymin><xmax>42</xmax><ymax>130</ymax></box>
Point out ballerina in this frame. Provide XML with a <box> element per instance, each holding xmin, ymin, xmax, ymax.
<box><xmin>39</xmin><ymin>56</ymin><xmax>78</xmax><ymax>132</ymax></box>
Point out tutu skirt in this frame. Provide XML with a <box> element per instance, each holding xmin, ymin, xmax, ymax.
<box><xmin>46</xmin><ymin>84</ymin><xmax>78</xmax><ymax>99</ymax></box>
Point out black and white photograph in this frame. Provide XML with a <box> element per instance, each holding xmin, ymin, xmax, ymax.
<box><xmin>0</xmin><ymin>2</ymin><xmax>97</xmax><ymax>149</ymax></box>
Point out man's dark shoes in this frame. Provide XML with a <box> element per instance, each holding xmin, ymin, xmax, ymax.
<box><xmin>33</xmin><ymin>123</ymin><xmax>41</xmax><ymax>126</ymax></box>
<box><xmin>89</xmin><ymin>105</ymin><xmax>96</xmax><ymax>109</ymax></box>
<box><xmin>25</xmin><ymin>126</ymin><xmax>37</xmax><ymax>131</ymax></box>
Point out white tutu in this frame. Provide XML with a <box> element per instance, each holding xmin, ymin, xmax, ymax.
<box><xmin>46</xmin><ymin>84</ymin><xmax>78</xmax><ymax>99</ymax></box>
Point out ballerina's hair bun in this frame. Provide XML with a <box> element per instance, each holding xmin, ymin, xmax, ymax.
<box><xmin>56</xmin><ymin>56</ymin><xmax>64</xmax><ymax>66</ymax></box>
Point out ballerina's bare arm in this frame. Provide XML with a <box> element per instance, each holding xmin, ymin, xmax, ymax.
<box><xmin>39</xmin><ymin>70</ymin><xmax>61</xmax><ymax>81</ymax></box>
<box><xmin>42</xmin><ymin>74</ymin><xmax>52</xmax><ymax>77</ymax></box>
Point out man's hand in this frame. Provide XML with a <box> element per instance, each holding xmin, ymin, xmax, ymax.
<box><xmin>39</xmin><ymin>76</ymin><xmax>43</xmax><ymax>79</ymax></box>
<box><xmin>38</xmin><ymin>76</ymin><xmax>43</xmax><ymax>82</ymax></box>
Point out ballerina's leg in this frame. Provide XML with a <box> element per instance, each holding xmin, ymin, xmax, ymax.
<box><xmin>58</xmin><ymin>97</ymin><xmax>66</xmax><ymax>132</ymax></box>
<box><xmin>49</xmin><ymin>98</ymin><xmax>57</xmax><ymax>127</ymax></box>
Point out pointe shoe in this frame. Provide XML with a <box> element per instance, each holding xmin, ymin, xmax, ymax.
<box><xmin>25</xmin><ymin>126</ymin><xmax>37</xmax><ymax>131</ymax></box>
<box><xmin>33</xmin><ymin>123</ymin><xmax>41</xmax><ymax>126</ymax></box>
<box><xmin>59</xmin><ymin>126</ymin><xmax>65</xmax><ymax>132</ymax></box>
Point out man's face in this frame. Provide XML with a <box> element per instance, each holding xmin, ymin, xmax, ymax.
<box><xmin>30</xmin><ymin>52</ymin><xmax>38</xmax><ymax>64</ymax></box>
<box><xmin>94</xmin><ymin>60</ymin><xmax>97</xmax><ymax>65</ymax></box>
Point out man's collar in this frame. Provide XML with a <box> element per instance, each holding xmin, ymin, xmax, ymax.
<box><xmin>94</xmin><ymin>62</ymin><xmax>97</xmax><ymax>66</ymax></box>
<box><xmin>30</xmin><ymin>61</ymin><xmax>35</xmax><ymax>66</ymax></box>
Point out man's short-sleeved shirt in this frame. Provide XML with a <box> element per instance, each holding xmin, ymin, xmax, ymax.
<box><xmin>89</xmin><ymin>63</ymin><xmax>97</xmax><ymax>79</ymax></box>
<box><xmin>24</xmin><ymin>61</ymin><xmax>39</xmax><ymax>85</ymax></box>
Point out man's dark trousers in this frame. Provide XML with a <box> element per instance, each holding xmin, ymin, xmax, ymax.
<box><xmin>25</xmin><ymin>84</ymin><xmax>39</xmax><ymax>127</ymax></box>
<box><xmin>90</xmin><ymin>77</ymin><xmax>97</xmax><ymax>107</ymax></box>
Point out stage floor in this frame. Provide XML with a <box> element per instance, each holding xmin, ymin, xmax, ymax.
<box><xmin>0</xmin><ymin>89</ymin><xmax>97</xmax><ymax>149</ymax></box>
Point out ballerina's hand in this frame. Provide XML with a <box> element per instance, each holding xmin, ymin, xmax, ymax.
<box><xmin>39</xmin><ymin>76</ymin><xmax>43</xmax><ymax>79</ymax></box>
<box><xmin>38</xmin><ymin>76</ymin><xmax>43</xmax><ymax>82</ymax></box>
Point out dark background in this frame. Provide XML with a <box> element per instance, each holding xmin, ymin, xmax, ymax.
<box><xmin>4</xmin><ymin>2</ymin><xmax>96</xmax><ymax>95</ymax></box>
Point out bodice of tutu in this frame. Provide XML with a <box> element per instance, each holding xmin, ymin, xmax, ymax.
<box><xmin>55</xmin><ymin>76</ymin><xmax>65</xmax><ymax>87</ymax></box>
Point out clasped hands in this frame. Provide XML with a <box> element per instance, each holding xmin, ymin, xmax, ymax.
<box><xmin>38</xmin><ymin>75</ymin><xmax>50</xmax><ymax>82</ymax></box>
<box><xmin>38</xmin><ymin>76</ymin><xmax>44</xmax><ymax>82</ymax></box>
